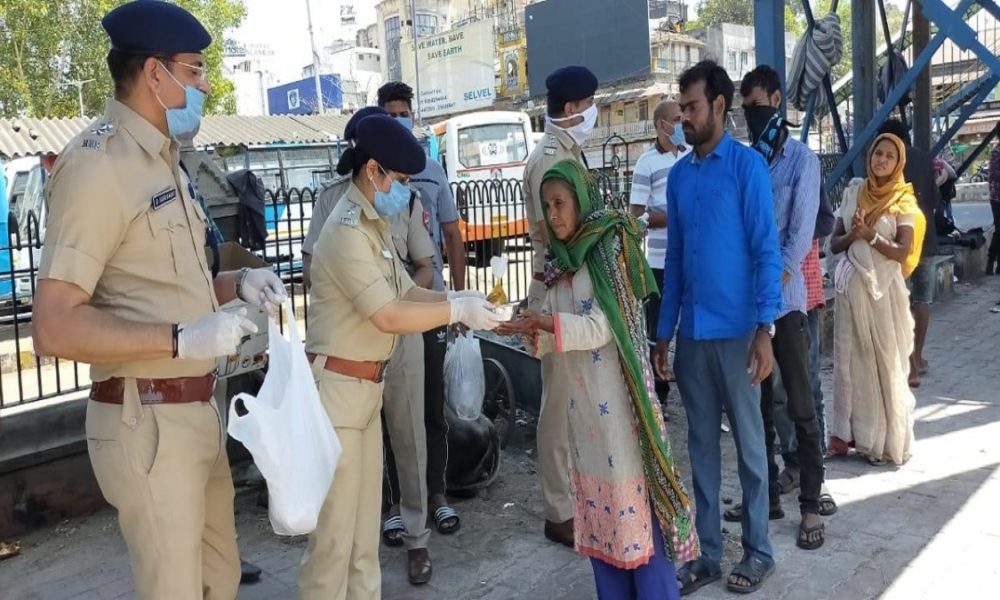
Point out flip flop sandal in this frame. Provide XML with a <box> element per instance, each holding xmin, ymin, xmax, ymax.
<box><xmin>797</xmin><ymin>520</ymin><xmax>825</xmax><ymax>550</ymax></box>
<box><xmin>777</xmin><ymin>468</ymin><xmax>800</xmax><ymax>495</ymax></box>
<box><xmin>382</xmin><ymin>515</ymin><xmax>405</xmax><ymax>547</ymax></box>
<box><xmin>865</xmin><ymin>455</ymin><xmax>889</xmax><ymax>467</ymax></box>
<box><xmin>726</xmin><ymin>555</ymin><xmax>775</xmax><ymax>594</ymax></box>
<box><xmin>677</xmin><ymin>559</ymin><xmax>721</xmax><ymax>597</ymax></box>
<box><xmin>723</xmin><ymin>502</ymin><xmax>785</xmax><ymax>522</ymax></box>
<box><xmin>818</xmin><ymin>492</ymin><xmax>838</xmax><ymax>516</ymax></box>
<box><xmin>433</xmin><ymin>505</ymin><xmax>461</xmax><ymax>535</ymax></box>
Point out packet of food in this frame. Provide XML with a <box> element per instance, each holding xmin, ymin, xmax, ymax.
<box><xmin>487</xmin><ymin>255</ymin><xmax>509</xmax><ymax>305</ymax></box>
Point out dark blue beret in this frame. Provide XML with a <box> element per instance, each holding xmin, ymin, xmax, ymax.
<box><xmin>546</xmin><ymin>66</ymin><xmax>599</xmax><ymax>103</ymax></box>
<box><xmin>344</xmin><ymin>107</ymin><xmax>388</xmax><ymax>141</ymax></box>
<box><xmin>102</xmin><ymin>1</ymin><xmax>211</xmax><ymax>54</ymax></box>
<box><xmin>355</xmin><ymin>115</ymin><xmax>426</xmax><ymax>175</ymax></box>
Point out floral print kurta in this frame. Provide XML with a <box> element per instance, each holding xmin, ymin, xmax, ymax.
<box><xmin>534</xmin><ymin>265</ymin><xmax>693</xmax><ymax>569</ymax></box>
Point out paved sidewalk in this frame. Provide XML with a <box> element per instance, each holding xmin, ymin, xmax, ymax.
<box><xmin>2</xmin><ymin>278</ymin><xmax>999</xmax><ymax>600</ymax></box>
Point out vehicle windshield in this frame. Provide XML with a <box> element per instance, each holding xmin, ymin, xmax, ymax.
<box><xmin>456</xmin><ymin>123</ymin><xmax>528</xmax><ymax>169</ymax></box>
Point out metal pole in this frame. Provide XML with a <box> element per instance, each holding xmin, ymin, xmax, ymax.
<box><xmin>852</xmin><ymin>0</ymin><xmax>876</xmax><ymax>176</ymax></box>
<box><xmin>78</xmin><ymin>86</ymin><xmax>85</xmax><ymax>118</ymax></box>
<box><xmin>410</xmin><ymin>0</ymin><xmax>422</xmax><ymax>124</ymax></box>
<box><xmin>913</xmin><ymin>0</ymin><xmax>932</xmax><ymax>150</ymax></box>
<box><xmin>306</xmin><ymin>0</ymin><xmax>325</xmax><ymax>115</ymax></box>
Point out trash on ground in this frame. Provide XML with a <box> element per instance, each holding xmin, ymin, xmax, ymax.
<box><xmin>0</xmin><ymin>540</ymin><xmax>22</xmax><ymax>561</ymax></box>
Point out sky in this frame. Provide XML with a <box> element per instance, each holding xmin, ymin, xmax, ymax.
<box><xmin>231</xmin><ymin>0</ymin><xmax>379</xmax><ymax>83</ymax></box>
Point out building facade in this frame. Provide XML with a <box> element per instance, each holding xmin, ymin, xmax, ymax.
<box><xmin>303</xmin><ymin>43</ymin><xmax>383</xmax><ymax>110</ymax></box>
<box><xmin>223</xmin><ymin>40</ymin><xmax>281</xmax><ymax>116</ymax></box>
<box><xmin>375</xmin><ymin>0</ymin><xmax>451</xmax><ymax>82</ymax></box>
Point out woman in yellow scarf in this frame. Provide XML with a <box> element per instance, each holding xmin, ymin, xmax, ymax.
<box><xmin>828</xmin><ymin>133</ymin><xmax>924</xmax><ymax>465</ymax></box>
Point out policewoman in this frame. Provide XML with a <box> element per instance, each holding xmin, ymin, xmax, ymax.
<box><xmin>300</xmin><ymin>114</ymin><xmax>501</xmax><ymax>599</ymax></box>
<box><xmin>32</xmin><ymin>2</ymin><xmax>286</xmax><ymax>598</ymax></box>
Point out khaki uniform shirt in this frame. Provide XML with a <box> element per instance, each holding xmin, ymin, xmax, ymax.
<box><xmin>39</xmin><ymin>100</ymin><xmax>218</xmax><ymax>381</ymax></box>
<box><xmin>387</xmin><ymin>194</ymin><xmax>436</xmax><ymax>275</ymax></box>
<box><xmin>306</xmin><ymin>183</ymin><xmax>416</xmax><ymax>361</ymax></box>
<box><xmin>302</xmin><ymin>175</ymin><xmax>351</xmax><ymax>256</ymax></box>
<box><xmin>522</xmin><ymin>122</ymin><xmax>584</xmax><ymax>275</ymax></box>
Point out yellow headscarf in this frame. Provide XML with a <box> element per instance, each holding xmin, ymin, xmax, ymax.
<box><xmin>859</xmin><ymin>133</ymin><xmax>926</xmax><ymax>278</ymax></box>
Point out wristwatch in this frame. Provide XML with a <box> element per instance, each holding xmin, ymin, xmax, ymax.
<box><xmin>757</xmin><ymin>323</ymin><xmax>776</xmax><ymax>338</ymax></box>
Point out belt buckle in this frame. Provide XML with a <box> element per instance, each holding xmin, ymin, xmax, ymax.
<box><xmin>374</xmin><ymin>360</ymin><xmax>388</xmax><ymax>384</ymax></box>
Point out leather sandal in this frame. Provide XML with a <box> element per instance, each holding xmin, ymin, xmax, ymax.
<box><xmin>407</xmin><ymin>548</ymin><xmax>432</xmax><ymax>585</ymax></box>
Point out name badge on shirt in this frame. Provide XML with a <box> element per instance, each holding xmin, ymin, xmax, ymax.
<box><xmin>381</xmin><ymin>249</ymin><xmax>393</xmax><ymax>260</ymax></box>
<box><xmin>152</xmin><ymin>188</ymin><xmax>177</xmax><ymax>210</ymax></box>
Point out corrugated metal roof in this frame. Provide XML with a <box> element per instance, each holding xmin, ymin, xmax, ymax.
<box><xmin>0</xmin><ymin>117</ymin><xmax>92</xmax><ymax>160</ymax></box>
<box><xmin>0</xmin><ymin>113</ymin><xmax>355</xmax><ymax>159</ymax></box>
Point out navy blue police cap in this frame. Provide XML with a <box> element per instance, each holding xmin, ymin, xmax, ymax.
<box><xmin>102</xmin><ymin>1</ymin><xmax>212</xmax><ymax>54</ymax></box>
<box><xmin>344</xmin><ymin>107</ymin><xmax>388</xmax><ymax>141</ymax></box>
<box><xmin>355</xmin><ymin>115</ymin><xmax>426</xmax><ymax>175</ymax></box>
<box><xmin>546</xmin><ymin>66</ymin><xmax>599</xmax><ymax>104</ymax></box>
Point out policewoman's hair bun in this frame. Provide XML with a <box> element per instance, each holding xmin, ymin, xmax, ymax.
<box><xmin>336</xmin><ymin>145</ymin><xmax>373</xmax><ymax>177</ymax></box>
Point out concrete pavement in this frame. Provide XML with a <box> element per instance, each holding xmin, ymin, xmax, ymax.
<box><xmin>2</xmin><ymin>277</ymin><xmax>999</xmax><ymax>599</ymax></box>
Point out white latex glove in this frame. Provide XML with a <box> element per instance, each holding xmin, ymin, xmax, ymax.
<box><xmin>447</xmin><ymin>289</ymin><xmax>486</xmax><ymax>300</ymax></box>
<box><xmin>238</xmin><ymin>268</ymin><xmax>288</xmax><ymax>317</ymax></box>
<box><xmin>449</xmin><ymin>297</ymin><xmax>504</xmax><ymax>331</ymax></box>
<box><xmin>178</xmin><ymin>309</ymin><xmax>259</xmax><ymax>360</ymax></box>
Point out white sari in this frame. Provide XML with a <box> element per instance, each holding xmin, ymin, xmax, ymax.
<box><xmin>831</xmin><ymin>179</ymin><xmax>917</xmax><ymax>465</ymax></box>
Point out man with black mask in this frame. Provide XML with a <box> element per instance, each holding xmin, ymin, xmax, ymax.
<box><xmin>728</xmin><ymin>65</ymin><xmax>829</xmax><ymax>551</ymax></box>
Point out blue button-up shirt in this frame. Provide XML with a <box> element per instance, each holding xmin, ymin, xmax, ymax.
<box><xmin>657</xmin><ymin>133</ymin><xmax>783</xmax><ymax>341</ymax></box>
<box><xmin>769</xmin><ymin>137</ymin><xmax>821</xmax><ymax>318</ymax></box>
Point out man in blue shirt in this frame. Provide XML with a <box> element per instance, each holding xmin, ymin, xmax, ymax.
<box><xmin>734</xmin><ymin>65</ymin><xmax>828</xmax><ymax>552</ymax></box>
<box><xmin>653</xmin><ymin>60</ymin><xmax>781</xmax><ymax>595</ymax></box>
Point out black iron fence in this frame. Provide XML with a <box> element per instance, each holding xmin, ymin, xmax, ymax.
<box><xmin>2</xmin><ymin>153</ymin><xmax>845</xmax><ymax>408</ymax></box>
<box><xmin>259</xmin><ymin>175</ymin><xmax>632</xmax><ymax>327</ymax></box>
<box><xmin>0</xmin><ymin>211</ymin><xmax>91</xmax><ymax>408</ymax></box>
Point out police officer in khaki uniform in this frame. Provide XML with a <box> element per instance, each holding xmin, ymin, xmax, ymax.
<box><xmin>301</xmin><ymin>106</ymin><xmax>387</xmax><ymax>290</ymax></box>
<box><xmin>381</xmin><ymin>188</ymin><xmax>437</xmax><ymax>586</ymax></box>
<box><xmin>306</xmin><ymin>106</ymin><xmax>439</xmax><ymax>586</ymax></box>
<box><xmin>521</xmin><ymin>65</ymin><xmax>599</xmax><ymax>548</ymax></box>
<box><xmin>300</xmin><ymin>114</ymin><xmax>501</xmax><ymax>600</ymax></box>
<box><xmin>32</xmin><ymin>3</ymin><xmax>287</xmax><ymax>598</ymax></box>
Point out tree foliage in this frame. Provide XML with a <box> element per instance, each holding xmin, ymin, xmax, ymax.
<box><xmin>814</xmin><ymin>0</ymin><xmax>905</xmax><ymax>80</ymax></box>
<box><xmin>0</xmin><ymin>0</ymin><xmax>246</xmax><ymax>119</ymax></box>
<box><xmin>689</xmin><ymin>0</ymin><xmax>802</xmax><ymax>33</ymax></box>
<box><xmin>687</xmin><ymin>0</ymin><xmax>906</xmax><ymax>80</ymax></box>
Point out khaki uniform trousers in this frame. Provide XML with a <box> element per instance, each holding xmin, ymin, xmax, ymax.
<box><xmin>382</xmin><ymin>333</ymin><xmax>431</xmax><ymax>549</ymax></box>
<box><xmin>527</xmin><ymin>279</ymin><xmax>574</xmax><ymax>523</ymax></box>
<box><xmin>299</xmin><ymin>357</ymin><xmax>384</xmax><ymax>600</ymax></box>
<box><xmin>85</xmin><ymin>390</ymin><xmax>240</xmax><ymax>600</ymax></box>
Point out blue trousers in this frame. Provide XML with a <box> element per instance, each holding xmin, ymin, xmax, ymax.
<box><xmin>591</xmin><ymin>514</ymin><xmax>680</xmax><ymax>600</ymax></box>
<box><xmin>774</xmin><ymin>309</ymin><xmax>827</xmax><ymax>459</ymax></box>
<box><xmin>674</xmin><ymin>335</ymin><xmax>773</xmax><ymax>570</ymax></box>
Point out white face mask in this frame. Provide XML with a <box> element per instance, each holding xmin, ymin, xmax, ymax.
<box><xmin>548</xmin><ymin>104</ymin><xmax>599</xmax><ymax>146</ymax></box>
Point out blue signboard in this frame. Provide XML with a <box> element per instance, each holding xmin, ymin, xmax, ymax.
<box><xmin>268</xmin><ymin>75</ymin><xmax>344</xmax><ymax>115</ymax></box>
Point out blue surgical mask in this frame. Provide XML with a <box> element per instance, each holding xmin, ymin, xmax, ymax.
<box><xmin>394</xmin><ymin>116</ymin><xmax>414</xmax><ymax>130</ymax></box>
<box><xmin>156</xmin><ymin>62</ymin><xmax>205</xmax><ymax>140</ymax></box>
<box><xmin>667</xmin><ymin>122</ymin><xmax>686</xmax><ymax>147</ymax></box>
<box><xmin>371</xmin><ymin>166</ymin><xmax>410</xmax><ymax>216</ymax></box>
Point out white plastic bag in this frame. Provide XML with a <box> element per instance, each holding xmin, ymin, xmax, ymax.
<box><xmin>228</xmin><ymin>302</ymin><xmax>341</xmax><ymax>536</ymax></box>
<box><xmin>444</xmin><ymin>331</ymin><xmax>485</xmax><ymax>421</ymax></box>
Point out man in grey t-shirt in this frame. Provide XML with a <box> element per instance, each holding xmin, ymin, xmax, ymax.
<box><xmin>409</xmin><ymin>159</ymin><xmax>463</xmax><ymax>291</ymax></box>
<box><xmin>379</xmin><ymin>81</ymin><xmax>468</xmax><ymax>551</ymax></box>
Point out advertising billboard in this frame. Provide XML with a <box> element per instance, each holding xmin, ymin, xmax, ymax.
<box><xmin>525</xmin><ymin>0</ymin><xmax>651</xmax><ymax>97</ymax></box>
<box><xmin>401</xmin><ymin>20</ymin><xmax>496</xmax><ymax>118</ymax></box>
<box><xmin>267</xmin><ymin>75</ymin><xmax>344</xmax><ymax>115</ymax></box>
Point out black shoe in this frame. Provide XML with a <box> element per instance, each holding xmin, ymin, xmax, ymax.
<box><xmin>240</xmin><ymin>560</ymin><xmax>262</xmax><ymax>584</ymax></box>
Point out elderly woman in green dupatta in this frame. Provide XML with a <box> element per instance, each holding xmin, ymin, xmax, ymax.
<box><xmin>498</xmin><ymin>160</ymin><xmax>697</xmax><ymax>599</ymax></box>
